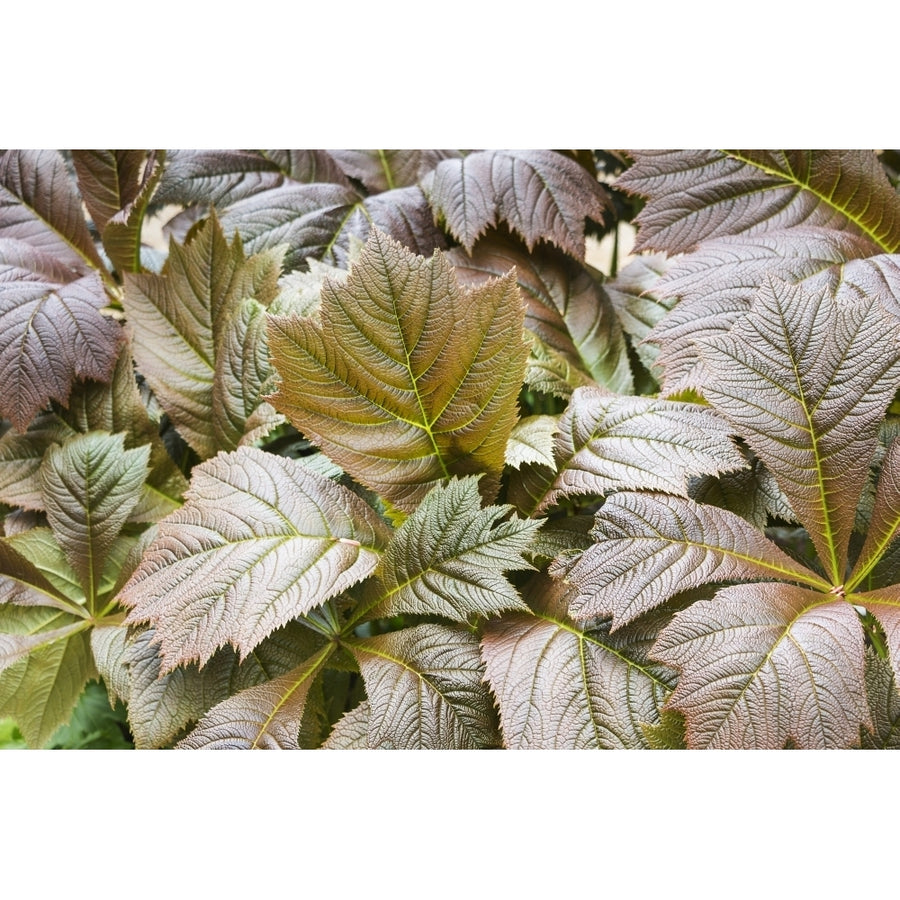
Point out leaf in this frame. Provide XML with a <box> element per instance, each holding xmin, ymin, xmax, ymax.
<box><xmin>0</xmin><ymin>268</ymin><xmax>124</xmax><ymax>431</ymax></box>
<box><xmin>46</xmin><ymin>680</ymin><xmax>132</xmax><ymax>749</ymax></box>
<box><xmin>328</xmin><ymin>149</ymin><xmax>461</xmax><ymax>192</ymax></box>
<box><xmin>120</xmin><ymin>447</ymin><xmax>390</xmax><ymax>671</ymax></box>
<box><xmin>90</xmin><ymin>623</ymin><xmax>131</xmax><ymax>705</ymax></box>
<box><xmin>0</xmin><ymin>604</ymin><xmax>97</xmax><ymax>747</ymax></box>
<box><xmin>154</xmin><ymin>149</ymin><xmax>285</xmax><ymax>207</ymax></box>
<box><xmin>480</xmin><ymin>576</ymin><xmax>675</xmax><ymax>748</ymax></box>
<box><xmin>506</xmin><ymin>415</ymin><xmax>559</xmax><ymax>470</ymax></box>
<box><xmin>698</xmin><ymin>278</ymin><xmax>900</xmax><ymax>584</ymax></box>
<box><xmin>268</xmin><ymin>229</ymin><xmax>529</xmax><ymax>513</ymax></box>
<box><xmin>39</xmin><ymin>432</ymin><xmax>149</xmax><ymax>608</ymax></box>
<box><xmin>861</xmin><ymin>649</ymin><xmax>900</xmax><ymax>749</ymax></box>
<box><xmin>323</xmin><ymin>700</ymin><xmax>371</xmax><ymax>749</ymax></box>
<box><xmin>261</xmin><ymin>149</ymin><xmax>352</xmax><ymax>187</ymax></box>
<box><xmin>604</xmin><ymin>252</ymin><xmax>676</xmax><ymax>378</ymax></box>
<box><xmin>71</xmin><ymin>150</ymin><xmax>148</xmax><ymax>232</ymax></box>
<box><xmin>0</xmin><ymin>534</ymin><xmax>77</xmax><ymax>613</ymax></box>
<box><xmin>447</xmin><ymin>236</ymin><xmax>633</xmax><ymax>393</ymax></box>
<box><xmin>522</xmin><ymin>332</ymin><xmax>596</xmax><ymax>400</ymax></box>
<box><xmin>556</xmin><ymin>492</ymin><xmax>829</xmax><ymax>627</ymax></box>
<box><xmin>0</xmin><ymin>150</ymin><xmax>106</xmax><ymax>275</ymax></box>
<box><xmin>0</xmin><ymin>414</ymin><xmax>76</xmax><ymax>510</ymax></box>
<box><xmin>176</xmin><ymin>645</ymin><xmax>332</xmax><ymax>749</ymax></box>
<box><xmin>426</xmin><ymin>150</ymin><xmax>610</xmax><ymax>260</ymax></box>
<box><xmin>123</xmin><ymin>213</ymin><xmax>284</xmax><ymax>458</ymax></box>
<box><xmin>122</xmin><ymin>620</ymin><xmax>325</xmax><ymax>749</ymax></box>
<box><xmin>362</xmin><ymin>476</ymin><xmax>539</xmax><ymax>623</ymax></box>
<box><xmin>653</xmin><ymin>584</ymin><xmax>870</xmax><ymax>748</ymax></box>
<box><xmin>531</xmin><ymin>387</ymin><xmax>747</xmax><ymax>515</ymax></box>
<box><xmin>351</xmin><ymin>623</ymin><xmax>500</xmax><ymax>748</ymax></box>
<box><xmin>618</xmin><ymin>150</ymin><xmax>900</xmax><ymax>254</ymax></box>
<box><xmin>646</xmin><ymin>228</ymin><xmax>876</xmax><ymax>396</ymax></box>
<box><xmin>0</xmin><ymin>236</ymin><xmax>85</xmax><ymax>283</ymax></box>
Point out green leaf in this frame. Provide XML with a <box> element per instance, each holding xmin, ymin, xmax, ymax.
<box><xmin>618</xmin><ymin>150</ymin><xmax>900</xmax><ymax>254</ymax></box>
<box><xmin>350</xmin><ymin>623</ymin><xmax>500</xmax><ymax>748</ymax></box>
<box><xmin>522</xmin><ymin>332</ymin><xmax>595</xmax><ymax>400</ymax></box>
<box><xmin>426</xmin><ymin>150</ymin><xmax>610</xmax><ymax>260</ymax></box>
<box><xmin>525</xmin><ymin>387</ymin><xmax>746</xmax><ymax>516</ymax></box>
<box><xmin>176</xmin><ymin>645</ymin><xmax>333</xmax><ymax>749</ymax></box>
<box><xmin>448</xmin><ymin>236</ymin><xmax>633</xmax><ymax>393</ymax></box>
<box><xmin>653</xmin><ymin>584</ymin><xmax>870</xmax><ymax>748</ymax></box>
<box><xmin>123</xmin><ymin>213</ymin><xmax>284</xmax><ymax>458</ymax></box>
<box><xmin>861</xmin><ymin>649</ymin><xmax>900</xmax><ymax>749</ymax></box>
<box><xmin>120</xmin><ymin>447</ymin><xmax>390</xmax><ymax>671</ymax></box>
<box><xmin>0</xmin><ymin>604</ymin><xmax>97</xmax><ymax>748</ymax></box>
<box><xmin>699</xmin><ymin>278</ymin><xmax>900</xmax><ymax>584</ymax></box>
<box><xmin>0</xmin><ymin>268</ymin><xmax>124</xmax><ymax>431</ymax></box>
<box><xmin>47</xmin><ymin>680</ymin><xmax>132</xmax><ymax>749</ymax></box>
<box><xmin>323</xmin><ymin>701</ymin><xmax>371</xmax><ymax>749</ymax></box>
<box><xmin>361</xmin><ymin>476</ymin><xmax>540</xmax><ymax>623</ymax></box>
<box><xmin>0</xmin><ymin>414</ymin><xmax>77</xmax><ymax>510</ymax></box>
<box><xmin>40</xmin><ymin>432</ymin><xmax>149</xmax><ymax>609</ymax></box>
<box><xmin>505</xmin><ymin>415</ymin><xmax>559</xmax><ymax>470</ymax></box>
<box><xmin>556</xmin><ymin>492</ymin><xmax>830</xmax><ymax>627</ymax></box>
<box><xmin>481</xmin><ymin>576</ymin><xmax>675</xmax><ymax>748</ymax></box>
<box><xmin>0</xmin><ymin>533</ymin><xmax>77</xmax><ymax>613</ymax></box>
<box><xmin>268</xmin><ymin>229</ymin><xmax>529</xmax><ymax>513</ymax></box>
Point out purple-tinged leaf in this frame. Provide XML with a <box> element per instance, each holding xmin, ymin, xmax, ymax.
<box><xmin>0</xmin><ymin>268</ymin><xmax>123</xmax><ymax>431</ymax></box>
<box><xmin>351</xmin><ymin>623</ymin><xmax>500</xmax><ymax>749</ymax></box>
<box><xmin>699</xmin><ymin>278</ymin><xmax>900</xmax><ymax>584</ymax></box>
<box><xmin>0</xmin><ymin>415</ymin><xmax>76</xmax><ymax>510</ymax></box>
<box><xmin>0</xmin><ymin>237</ymin><xmax>83</xmax><ymax>283</ymax></box>
<box><xmin>0</xmin><ymin>150</ymin><xmax>105</xmax><ymax>275</ymax></box>
<box><xmin>120</xmin><ymin>447</ymin><xmax>390</xmax><ymax>672</ymax></box>
<box><xmin>653</xmin><ymin>584</ymin><xmax>870</xmax><ymax>749</ymax></box>
<box><xmin>556</xmin><ymin>492</ymin><xmax>828</xmax><ymax>626</ymax></box>
<box><xmin>861</xmin><ymin>649</ymin><xmax>900</xmax><ymax>749</ymax></box>
<box><xmin>328</xmin><ymin>149</ymin><xmax>461</xmax><ymax>193</ymax></box>
<box><xmin>323</xmin><ymin>700</ymin><xmax>370</xmax><ymax>749</ymax></box>
<box><xmin>427</xmin><ymin>150</ymin><xmax>610</xmax><ymax>260</ymax></box>
<box><xmin>618</xmin><ymin>150</ymin><xmax>900</xmax><ymax>254</ymax></box>
<box><xmin>261</xmin><ymin>150</ymin><xmax>352</xmax><ymax>188</ymax></box>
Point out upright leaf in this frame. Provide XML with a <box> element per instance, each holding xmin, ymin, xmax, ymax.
<box><xmin>698</xmin><ymin>279</ymin><xmax>900</xmax><ymax>583</ymax></box>
<box><xmin>350</xmin><ymin>624</ymin><xmax>500</xmax><ymax>749</ymax></box>
<box><xmin>120</xmin><ymin>447</ymin><xmax>390</xmax><ymax>671</ymax></box>
<box><xmin>426</xmin><ymin>150</ymin><xmax>609</xmax><ymax>260</ymax></box>
<box><xmin>618</xmin><ymin>150</ymin><xmax>900</xmax><ymax>254</ymax></box>
<box><xmin>268</xmin><ymin>230</ymin><xmax>529</xmax><ymax>513</ymax></box>
<box><xmin>0</xmin><ymin>268</ymin><xmax>123</xmax><ymax>431</ymax></box>
<box><xmin>39</xmin><ymin>432</ymin><xmax>149</xmax><ymax>609</ymax></box>
<box><xmin>362</xmin><ymin>477</ymin><xmax>540</xmax><ymax>623</ymax></box>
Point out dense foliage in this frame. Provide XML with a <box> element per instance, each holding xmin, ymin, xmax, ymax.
<box><xmin>2</xmin><ymin>148</ymin><xmax>899</xmax><ymax>749</ymax></box>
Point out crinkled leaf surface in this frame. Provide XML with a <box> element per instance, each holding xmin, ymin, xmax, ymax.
<box><xmin>123</xmin><ymin>214</ymin><xmax>283</xmax><ymax>457</ymax></box>
<box><xmin>861</xmin><ymin>649</ymin><xmax>900</xmax><ymax>749</ymax></box>
<box><xmin>0</xmin><ymin>414</ymin><xmax>76</xmax><ymax>509</ymax></box>
<box><xmin>0</xmin><ymin>604</ymin><xmax>96</xmax><ymax>747</ymax></box>
<box><xmin>618</xmin><ymin>150</ymin><xmax>900</xmax><ymax>254</ymax></box>
<box><xmin>853</xmin><ymin>584</ymin><xmax>900</xmax><ymax>683</ymax></box>
<box><xmin>328</xmin><ymin>149</ymin><xmax>460</xmax><ymax>193</ymax></box>
<box><xmin>557</xmin><ymin>492</ymin><xmax>827</xmax><ymax>626</ymax></box>
<box><xmin>426</xmin><ymin>150</ymin><xmax>609</xmax><ymax>259</ymax></box>
<box><xmin>0</xmin><ymin>150</ymin><xmax>106</xmax><ymax>275</ymax></box>
<box><xmin>261</xmin><ymin>149</ymin><xmax>352</xmax><ymax>188</ymax></box>
<box><xmin>351</xmin><ymin>623</ymin><xmax>500</xmax><ymax>749</ymax></box>
<box><xmin>323</xmin><ymin>700</ymin><xmax>371</xmax><ymax>749</ymax></box>
<box><xmin>653</xmin><ymin>584</ymin><xmax>870</xmax><ymax>749</ymax></box>
<box><xmin>0</xmin><ymin>237</ymin><xmax>85</xmax><ymax>283</ymax></box>
<box><xmin>120</xmin><ymin>447</ymin><xmax>390</xmax><ymax>671</ymax></box>
<box><xmin>39</xmin><ymin>432</ymin><xmax>149</xmax><ymax>608</ymax></box>
<box><xmin>0</xmin><ymin>268</ymin><xmax>123</xmax><ymax>430</ymax></box>
<box><xmin>448</xmin><ymin>236</ymin><xmax>632</xmax><ymax>393</ymax></box>
<box><xmin>531</xmin><ymin>386</ymin><xmax>746</xmax><ymax>515</ymax></box>
<box><xmin>506</xmin><ymin>415</ymin><xmax>559</xmax><ymax>470</ymax></box>
<box><xmin>176</xmin><ymin>645</ymin><xmax>332</xmax><ymax>749</ymax></box>
<box><xmin>522</xmin><ymin>332</ymin><xmax>596</xmax><ymax>400</ymax></box>
<box><xmin>699</xmin><ymin>278</ymin><xmax>900</xmax><ymax>583</ymax></box>
<box><xmin>268</xmin><ymin>230</ymin><xmax>528</xmax><ymax>513</ymax></box>
<box><xmin>361</xmin><ymin>477</ymin><xmax>539</xmax><ymax>623</ymax></box>
<box><xmin>481</xmin><ymin>576</ymin><xmax>675</xmax><ymax>748</ymax></box>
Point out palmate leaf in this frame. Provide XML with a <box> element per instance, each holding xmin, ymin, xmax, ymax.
<box><xmin>425</xmin><ymin>150</ymin><xmax>610</xmax><ymax>260</ymax></box>
<box><xmin>618</xmin><ymin>150</ymin><xmax>900</xmax><ymax>254</ymax></box>
<box><xmin>557</xmin><ymin>492</ymin><xmax>828</xmax><ymax>626</ymax></box>
<box><xmin>0</xmin><ymin>150</ymin><xmax>106</xmax><ymax>276</ymax></box>
<box><xmin>120</xmin><ymin>447</ymin><xmax>390</xmax><ymax>671</ymax></box>
<box><xmin>39</xmin><ymin>432</ymin><xmax>149</xmax><ymax>609</ymax></box>
<box><xmin>480</xmin><ymin>576</ymin><xmax>675</xmax><ymax>748</ymax></box>
<box><xmin>261</xmin><ymin>150</ymin><xmax>352</xmax><ymax>188</ymax></box>
<box><xmin>360</xmin><ymin>476</ymin><xmax>540</xmax><ymax>623</ymax></box>
<box><xmin>447</xmin><ymin>235</ymin><xmax>633</xmax><ymax>393</ymax></box>
<box><xmin>176</xmin><ymin>645</ymin><xmax>333</xmax><ymax>749</ymax></box>
<box><xmin>123</xmin><ymin>213</ymin><xmax>284</xmax><ymax>458</ymax></box>
<box><xmin>519</xmin><ymin>386</ymin><xmax>746</xmax><ymax>516</ymax></box>
<box><xmin>327</xmin><ymin>149</ymin><xmax>461</xmax><ymax>193</ymax></box>
<box><xmin>698</xmin><ymin>278</ymin><xmax>900</xmax><ymax>583</ymax></box>
<box><xmin>0</xmin><ymin>268</ymin><xmax>124</xmax><ymax>431</ymax></box>
<box><xmin>268</xmin><ymin>230</ymin><xmax>529</xmax><ymax>513</ymax></box>
<box><xmin>349</xmin><ymin>623</ymin><xmax>500</xmax><ymax>749</ymax></box>
<box><xmin>0</xmin><ymin>604</ymin><xmax>96</xmax><ymax>748</ymax></box>
<box><xmin>653</xmin><ymin>584</ymin><xmax>870</xmax><ymax>749</ymax></box>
